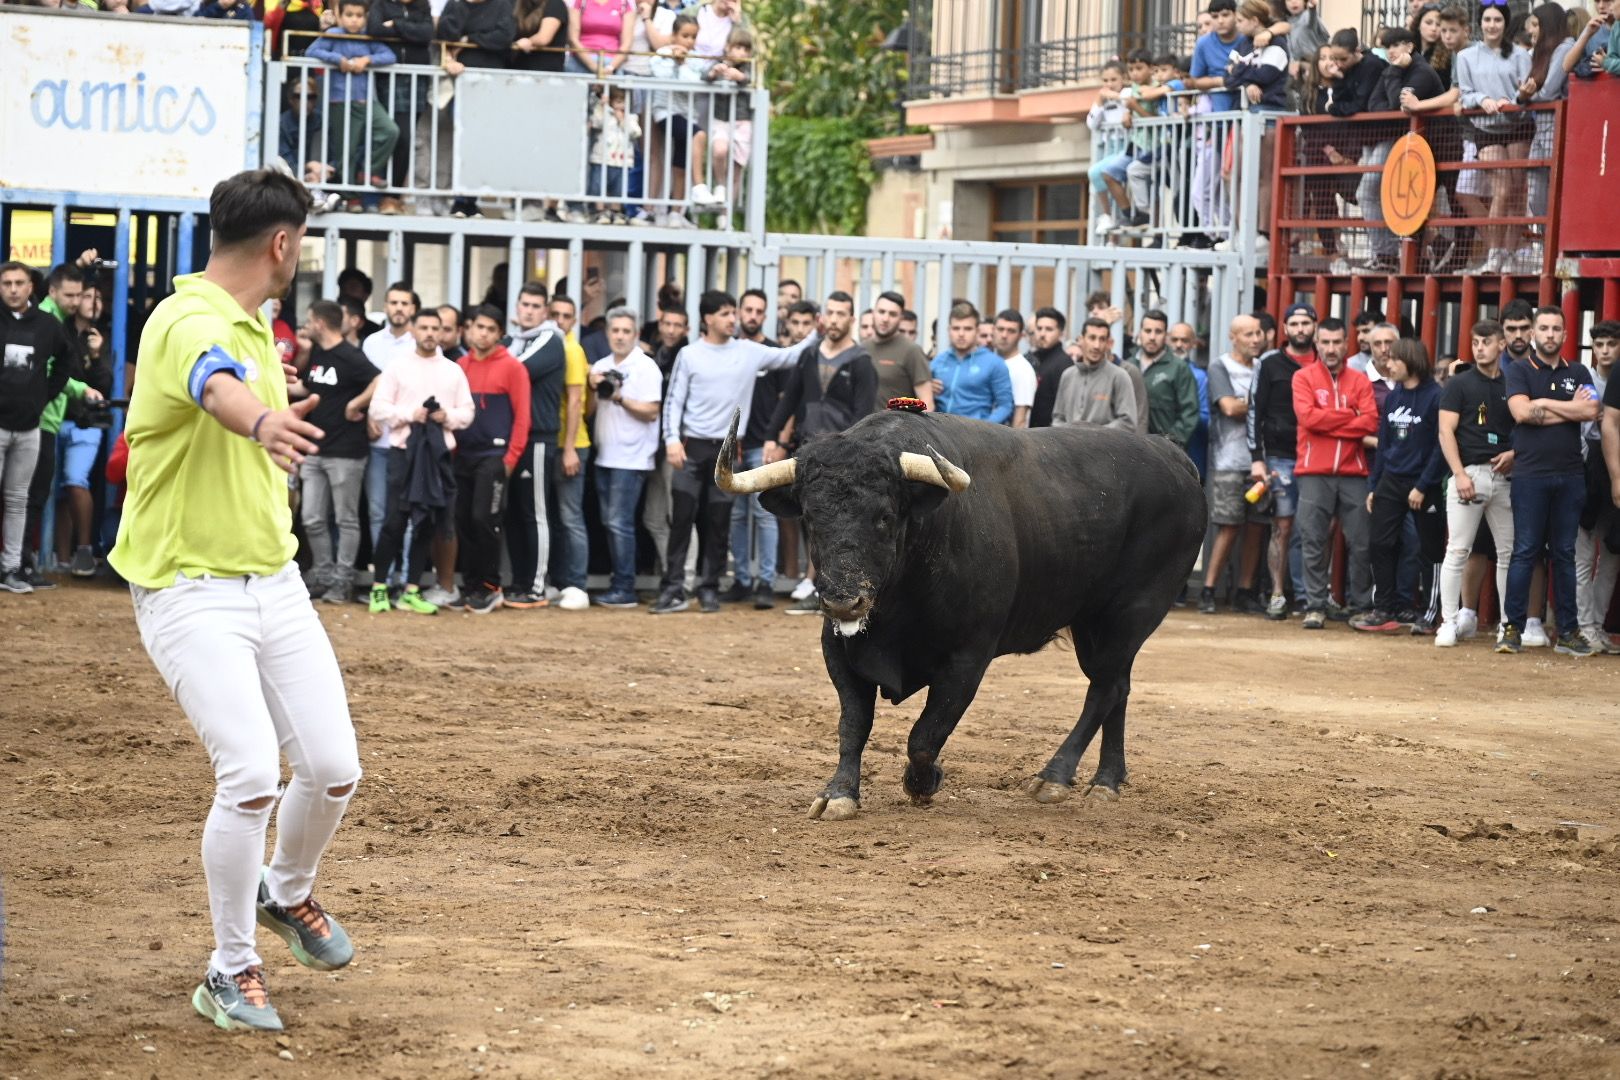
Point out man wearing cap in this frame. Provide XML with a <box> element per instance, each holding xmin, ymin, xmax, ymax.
<box><xmin>1246</xmin><ymin>302</ymin><xmax>1319</xmax><ymax>618</ymax></box>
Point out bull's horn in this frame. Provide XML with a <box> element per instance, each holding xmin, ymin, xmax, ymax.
<box><xmin>716</xmin><ymin>407</ymin><xmax>798</xmax><ymax>493</ymax></box>
<box><xmin>899</xmin><ymin>446</ymin><xmax>972</xmax><ymax>492</ymax></box>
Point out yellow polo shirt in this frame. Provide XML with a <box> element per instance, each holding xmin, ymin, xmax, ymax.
<box><xmin>109</xmin><ymin>273</ymin><xmax>296</xmax><ymax>588</ymax></box>
<box><xmin>561</xmin><ymin>332</ymin><xmax>592</xmax><ymax>450</ymax></box>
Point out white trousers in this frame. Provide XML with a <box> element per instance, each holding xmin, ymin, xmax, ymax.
<box><xmin>1576</xmin><ymin>526</ymin><xmax>1620</xmax><ymax>633</ymax></box>
<box><xmin>133</xmin><ymin>563</ymin><xmax>360</xmax><ymax>974</ymax></box>
<box><xmin>1439</xmin><ymin>464</ymin><xmax>1514</xmax><ymax>624</ymax></box>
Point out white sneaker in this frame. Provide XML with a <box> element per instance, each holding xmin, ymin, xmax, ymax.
<box><xmin>1582</xmin><ymin>626</ymin><xmax>1620</xmax><ymax>654</ymax></box>
<box><xmin>422</xmin><ymin>585</ymin><xmax>460</xmax><ymax>608</ymax></box>
<box><xmin>1455</xmin><ymin>608</ymin><xmax>1479</xmax><ymax>639</ymax></box>
<box><xmin>557</xmin><ymin>586</ymin><xmax>590</xmax><ymax>611</ymax></box>
<box><xmin>790</xmin><ymin>576</ymin><xmax>815</xmax><ymax>601</ymax></box>
<box><xmin>1094</xmin><ymin>213</ymin><xmax>1114</xmax><ymax>235</ymax></box>
<box><xmin>690</xmin><ymin>183</ymin><xmax>715</xmax><ymax>206</ymax></box>
<box><xmin>1434</xmin><ymin>620</ymin><xmax>1458</xmax><ymax>648</ymax></box>
<box><xmin>1522</xmin><ymin>618</ymin><xmax>1550</xmax><ymax>647</ymax></box>
<box><xmin>709</xmin><ymin>185</ymin><xmax>727</xmax><ymax>206</ymax></box>
<box><xmin>665</xmin><ymin>211</ymin><xmax>695</xmax><ymax>229</ymax></box>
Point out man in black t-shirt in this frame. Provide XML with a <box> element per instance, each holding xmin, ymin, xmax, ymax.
<box><xmin>1435</xmin><ymin>320</ymin><xmax>1516</xmax><ymax>647</ymax></box>
<box><xmin>1499</xmin><ymin>307</ymin><xmax>1601</xmax><ymax>654</ymax></box>
<box><xmin>1027</xmin><ymin>306</ymin><xmax>1073</xmax><ymax>429</ymax></box>
<box><xmin>298</xmin><ymin>300</ymin><xmax>382</xmax><ymax>604</ymax></box>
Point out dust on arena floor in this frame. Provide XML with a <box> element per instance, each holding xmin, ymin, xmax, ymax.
<box><xmin>1</xmin><ymin>583</ymin><xmax>1617</xmax><ymax>1079</ymax></box>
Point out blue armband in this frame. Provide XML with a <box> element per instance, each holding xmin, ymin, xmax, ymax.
<box><xmin>188</xmin><ymin>345</ymin><xmax>248</xmax><ymax>406</ymax></box>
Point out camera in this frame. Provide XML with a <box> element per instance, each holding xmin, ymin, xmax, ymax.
<box><xmin>596</xmin><ymin>368</ymin><xmax>625</xmax><ymax>400</ymax></box>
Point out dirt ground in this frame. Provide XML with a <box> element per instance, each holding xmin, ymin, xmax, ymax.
<box><xmin>2</xmin><ymin>583</ymin><xmax>1619</xmax><ymax>1080</ymax></box>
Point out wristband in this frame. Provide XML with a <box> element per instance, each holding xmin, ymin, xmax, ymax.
<box><xmin>251</xmin><ymin>409</ymin><xmax>271</xmax><ymax>443</ymax></box>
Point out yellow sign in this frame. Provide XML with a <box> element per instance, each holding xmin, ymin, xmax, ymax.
<box><xmin>1381</xmin><ymin>133</ymin><xmax>1436</xmax><ymax>238</ymax></box>
<box><xmin>7</xmin><ymin>209</ymin><xmax>53</xmax><ymax>267</ymax></box>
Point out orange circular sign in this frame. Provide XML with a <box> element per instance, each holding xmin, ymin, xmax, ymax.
<box><xmin>1381</xmin><ymin>133</ymin><xmax>1436</xmax><ymax>238</ymax></box>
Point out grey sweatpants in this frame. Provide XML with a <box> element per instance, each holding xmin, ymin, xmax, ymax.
<box><xmin>299</xmin><ymin>455</ymin><xmax>368</xmax><ymax>588</ymax></box>
<box><xmin>0</xmin><ymin>427</ymin><xmax>41</xmax><ymax>573</ymax></box>
<box><xmin>1297</xmin><ymin>473</ymin><xmax>1372</xmax><ymax>611</ymax></box>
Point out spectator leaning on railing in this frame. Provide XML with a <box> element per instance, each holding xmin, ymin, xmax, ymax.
<box><xmin>567</xmin><ymin>0</ymin><xmax>634</xmax><ymax>77</ymax></box>
<box><xmin>1456</xmin><ymin>3</ymin><xmax>1532</xmax><ymax>275</ymax></box>
<box><xmin>306</xmin><ymin>0</ymin><xmax>400</xmax><ymax>207</ymax></box>
<box><xmin>366</xmin><ymin>0</ymin><xmax>434</xmax><ymax>201</ymax></box>
<box><xmin>511</xmin><ymin>0</ymin><xmax>568</xmax><ymax>71</ymax></box>
<box><xmin>421</xmin><ymin>0</ymin><xmax>517</xmax><ymax>217</ymax></box>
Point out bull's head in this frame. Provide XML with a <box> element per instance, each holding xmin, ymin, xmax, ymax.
<box><xmin>715</xmin><ymin>409</ymin><xmax>970</xmax><ymax>636</ymax></box>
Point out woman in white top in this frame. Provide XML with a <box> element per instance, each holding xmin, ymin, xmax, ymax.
<box><xmin>1455</xmin><ymin>3</ymin><xmax>1531</xmax><ymax>272</ymax></box>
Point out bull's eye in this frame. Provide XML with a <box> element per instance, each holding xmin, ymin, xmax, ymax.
<box><xmin>877</xmin><ymin>512</ymin><xmax>895</xmax><ymax>534</ymax></box>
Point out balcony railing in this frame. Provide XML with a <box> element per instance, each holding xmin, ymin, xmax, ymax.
<box><xmin>266</xmin><ymin>57</ymin><xmax>768</xmax><ymax>229</ymax></box>
<box><xmin>904</xmin><ymin>0</ymin><xmax>1201</xmax><ymax>100</ymax></box>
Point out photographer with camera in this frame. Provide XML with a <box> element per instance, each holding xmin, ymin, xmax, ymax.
<box><xmin>54</xmin><ymin>279</ymin><xmax>116</xmax><ymax>577</ymax></box>
<box><xmin>587</xmin><ymin>307</ymin><xmax>663</xmax><ymax>607</ymax></box>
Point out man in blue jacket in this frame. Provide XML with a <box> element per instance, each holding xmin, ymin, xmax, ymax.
<box><xmin>931</xmin><ymin>302</ymin><xmax>1013</xmax><ymax>424</ymax></box>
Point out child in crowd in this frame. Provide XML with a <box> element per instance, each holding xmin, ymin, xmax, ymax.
<box><xmin>587</xmin><ymin>85</ymin><xmax>642</xmax><ymax>224</ymax></box>
<box><xmin>647</xmin><ymin>13</ymin><xmax>707</xmax><ymax>227</ymax></box>
<box><xmin>1122</xmin><ymin>53</ymin><xmax>1194</xmax><ymax>234</ymax></box>
<box><xmin>198</xmin><ymin>0</ymin><xmax>254</xmax><ymax>19</ymax></box>
<box><xmin>306</xmin><ymin>0</ymin><xmax>401</xmax><ymax>207</ymax></box>
<box><xmin>693</xmin><ymin>26</ymin><xmax>753</xmax><ymax>211</ymax></box>
<box><xmin>1086</xmin><ymin>60</ymin><xmax>1132</xmax><ymax>237</ymax></box>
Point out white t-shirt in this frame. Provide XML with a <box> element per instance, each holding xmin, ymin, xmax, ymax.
<box><xmin>590</xmin><ymin>349</ymin><xmax>664</xmax><ymax>470</ymax></box>
<box><xmin>623</xmin><ymin>5</ymin><xmax>677</xmax><ymax>76</ymax></box>
<box><xmin>362</xmin><ymin>327</ymin><xmax>417</xmax><ymax>449</ymax></box>
<box><xmin>1004</xmin><ymin>353</ymin><xmax>1036</xmax><ymax>409</ymax></box>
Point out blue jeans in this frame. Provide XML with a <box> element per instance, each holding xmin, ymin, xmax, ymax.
<box><xmin>595</xmin><ymin>466</ymin><xmax>648</xmax><ymax>594</ymax></box>
<box><xmin>556</xmin><ymin>445</ymin><xmax>592</xmax><ymax>590</ymax></box>
<box><xmin>728</xmin><ymin>446</ymin><xmax>778</xmax><ymax>588</ymax></box>
<box><xmin>1505</xmin><ymin>471</ymin><xmax>1585</xmax><ymax>632</ymax></box>
<box><xmin>589</xmin><ymin>163</ymin><xmax>627</xmax><ymax>199</ymax></box>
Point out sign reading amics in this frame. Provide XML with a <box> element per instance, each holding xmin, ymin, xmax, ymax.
<box><xmin>2</xmin><ymin>11</ymin><xmax>252</xmax><ymax>200</ymax></box>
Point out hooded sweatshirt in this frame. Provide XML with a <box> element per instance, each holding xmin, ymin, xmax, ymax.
<box><xmin>458</xmin><ymin>345</ymin><xmax>532</xmax><ymax>472</ymax></box>
<box><xmin>1051</xmin><ymin>359</ymin><xmax>1139</xmax><ymax>430</ymax></box>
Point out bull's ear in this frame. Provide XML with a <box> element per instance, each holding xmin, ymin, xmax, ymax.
<box><xmin>904</xmin><ymin>482</ymin><xmax>949</xmax><ymax>519</ymax></box>
<box><xmin>759</xmin><ymin>487</ymin><xmax>802</xmax><ymax>518</ymax></box>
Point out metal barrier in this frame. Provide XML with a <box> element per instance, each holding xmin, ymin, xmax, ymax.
<box><xmin>1270</xmin><ymin>103</ymin><xmax>1563</xmax><ymax>280</ymax></box>
<box><xmin>266</xmin><ymin>57</ymin><xmax>768</xmax><ymax>233</ymax></box>
<box><xmin>1087</xmin><ymin>108</ymin><xmax>1265</xmax><ymax>296</ymax></box>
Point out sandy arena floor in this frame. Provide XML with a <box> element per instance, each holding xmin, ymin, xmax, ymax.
<box><xmin>1</xmin><ymin>583</ymin><xmax>1618</xmax><ymax>1079</ymax></box>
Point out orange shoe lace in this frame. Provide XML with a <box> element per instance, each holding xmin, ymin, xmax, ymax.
<box><xmin>283</xmin><ymin>896</ymin><xmax>332</xmax><ymax>940</ymax></box>
<box><xmin>234</xmin><ymin>966</ymin><xmax>270</xmax><ymax>1008</ymax></box>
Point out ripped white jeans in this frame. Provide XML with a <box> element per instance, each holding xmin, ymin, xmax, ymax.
<box><xmin>133</xmin><ymin>562</ymin><xmax>360</xmax><ymax>974</ymax></box>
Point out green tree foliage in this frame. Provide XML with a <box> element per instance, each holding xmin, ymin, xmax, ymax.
<box><xmin>753</xmin><ymin>0</ymin><xmax>909</xmax><ymax>233</ymax></box>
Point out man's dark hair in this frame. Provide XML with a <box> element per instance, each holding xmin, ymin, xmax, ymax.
<box><xmin>656</xmin><ymin>281</ymin><xmax>683</xmax><ymax>307</ymax></box>
<box><xmin>876</xmin><ymin>290</ymin><xmax>906</xmax><ymax>310</ymax></box>
<box><xmin>659</xmin><ymin>304</ymin><xmax>689</xmax><ymax>322</ymax></box>
<box><xmin>1317</xmin><ymin>317</ymin><xmax>1347</xmax><ymax>335</ymax></box>
<box><xmin>900</xmin><ymin>309</ymin><xmax>919</xmax><ymax>323</ymax></box>
<box><xmin>469</xmin><ymin>304</ymin><xmax>503</xmax><ymax>328</ymax></box>
<box><xmin>550</xmin><ymin>293</ymin><xmax>577</xmax><ymax>313</ymax></box>
<box><xmin>307</xmin><ymin>299</ymin><xmax>343</xmax><ymax>331</ymax></box>
<box><xmin>1380</xmin><ymin>26</ymin><xmax>1416</xmax><ymax>49</ymax></box>
<box><xmin>1085</xmin><ymin>290</ymin><xmax>1111</xmax><ymax>312</ymax></box>
<box><xmin>1254</xmin><ymin>311</ymin><xmax>1277</xmax><ymax>336</ymax></box>
<box><xmin>519</xmin><ymin>279</ymin><xmax>549</xmax><ymax>301</ymax></box>
<box><xmin>1501</xmin><ymin>298</ymin><xmax>1534</xmax><ymax>324</ymax></box>
<box><xmin>1533</xmin><ymin>304</ymin><xmax>1564</xmax><ymax>325</ymax></box>
<box><xmin>1354</xmin><ymin>306</ymin><xmax>1381</xmax><ymax>328</ymax></box>
<box><xmin>1590</xmin><ymin>319</ymin><xmax>1620</xmax><ymax>341</ymax></box>
<box><xmin>825</xmin><ymin>290</ymin><xmax>855</xmax><ymax>310</ymax></box>
<box><xmin>337</xmin><ymin>267</ymin><xmax>372</xmax><ymax>297</ymax></box>
<box><xmin>437</xmin><ymin>303</ymin><xmax>462</xmax><ymax>326</ymax></box>
<box><xmin>1207</xmin><ymin>0</ymin><xmax>1236</xmax><ymax>13</ymax></box>
<box><xmin>700</xmin><ymin>290</ymin><xmax>737</xmax><ymax>332</ymax></box>
<box><xmin>778</xmin><ymin>278</ymin><xmax>801</xmax><ymax>294</ymax></box>
<box><xmin>788</xmin><ymin>299</ymin><xmax>820</xmax><ymax>318</ymax></box>
<box><xmin>1471</xmin><ymin>319</ymin><xmax>1502</xmax><ymax>338</ymax></box>
<box><xmin>338</xmin><ymin>295</ymin><xmax>366</xmax><ymax>321</ymax></box>
<box><xmin>1082</xmin><ymin>316</ymin><xmax>1112</xmax><ymax>334</ymax></box>
<box><xmin>1034</xmin><ymin>306</ymin><xmax>1067</xmax><ymax>331</ymax></box>
<box><xmin>740</xmin><ymin>287</ymin><xmax>769</xmax><ymax>306</ymax></box>
<box><xmin>385</xmin><ymin>281</ymin><xmax>421</xmax><ymax>310</ymax></box>
<box><xmin>949</xmin><ymin>301</ymin><xmax>980</xmax><ymax>323</ymax></box>
<box><xmin>1330</xmin><ymin>27</ymin><xmax>1361</xmax><ymax>52</ymax></box>
<box><xmin>44</xmin><ymin>263</ymin><xmax>84</xmax><ymax>291</ymax></box>
<box><xmin>1140</xmin><ymin>308</ymin><xmax>1169</xmax><ymax>329</ymax></box>
<box><xmin>995</xmin><ymin>308</ymin><xmax>1025</xmax><ymax>329</ymax></box>
<box><xmin>209</xmin><ymin>168</ymin><xmax>313</xmax><ymax>248</ymax></box>
<box><xmin>414</xmin><ymin>307</ymin><xmax>444</xmax><ymax>325</ymax></box>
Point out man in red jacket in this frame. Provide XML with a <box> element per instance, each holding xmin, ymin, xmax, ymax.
<box><xmin>457</xmin><ymin>306</ymin><xmax>531</xmax><ymax>614</ymax></box>
<box><xmin>1293</xmin><ymin>317</ymin><xmax>1379</xmax><ymax>629</ymax></box>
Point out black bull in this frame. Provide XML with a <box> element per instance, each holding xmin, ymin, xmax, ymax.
<box><xmin>716</xmin><ymin>408</ymin><xmax>1207</xmax><ymax>821</ymax></box>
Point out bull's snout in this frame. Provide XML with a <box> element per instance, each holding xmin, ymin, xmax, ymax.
<box><xmin>820</xmin><ymin>592</ymin><xmax>873</xmax><ymax>623</ymax></box>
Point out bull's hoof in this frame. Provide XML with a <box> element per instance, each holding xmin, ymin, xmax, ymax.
<box><xmin>902</xmin><ymin>761</ymin><xmax>944</xmax><ymax>802</ymax></box>
<box><xmin>809</xmin><ymin>795</ymin><xmax>861</xmax><ymax>821</ymax></box>
<box><xmin>1084</xmin><ymin>783</ymin><xmax>1121</xmax><ymax>803</ymax></box>
<box><xmin>908</xmin><ymin>791</ymin><xmax>934</xmax><ymax>808</ymax></box>
<box><xmin>1023</xmin><ymin>776</ymin><xmax>1074</xmax><ymax>804</ymax></box>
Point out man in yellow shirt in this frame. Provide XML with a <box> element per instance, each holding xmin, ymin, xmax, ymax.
<box><xmin>110</xmin><ymin>168</ymin><xmax>360</xmax><ymax>1034</ymax></box>
<box><xmin>549</xmin><ymin>294</ymin><xmax>593</xmax><ymax>609</ymax></box>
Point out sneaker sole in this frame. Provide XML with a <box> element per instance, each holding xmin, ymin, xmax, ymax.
<box><xmin>504</xmin><ymin>600</ymin><xmax>546</xmax><ymax>610</ymax></box>
<box><xmin>1553</xmin><ymin>645</ymin><xmax>1593</xmax><ymax>657</ymax></box>
<box><xmin>191</xmin><ymin>983</ymin><xmax>282</xmax><ymax>1032</ymax></box>
<box><xmin>1494</xmin><ymin>644</ymin><xmax>1520</xmax><ymax>654</ymax></box>
<box><xmin>255</xmin><ymin>907</ymin><xmax>348</xmax><ymax>971</ymax></box>
<box><xmin>650</xmin><ymin>602</ymin><xmax>690</xmax><ymax>614</ymax></box>
<box><xmin>469</xmin><ymin>602</ymin><xmax>503</xmax><ymax>616</ymax></box>
<box><xmin>594</xmin><ymin>600</ymin><xmax>640</xmax><ymax>609</ymax></box>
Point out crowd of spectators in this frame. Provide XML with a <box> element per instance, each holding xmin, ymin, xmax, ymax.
<box><xmin>5</xmin><ymin>255</ymin><xmax>1615</xmax><ymax>657</ymax></box>
<box><xmin>1088</xmin><ymin>0</ymin><xmax>1614</xmax><ymax>274</ymax></box>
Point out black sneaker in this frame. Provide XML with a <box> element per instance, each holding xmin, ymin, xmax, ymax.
<box><xmin>697</xmin><ymin>586</ymin><xmax>721</xmax><ymax>613</ymax></box>
<box><xmin>752</xmin><ymin>581</ymin><xmax>775</xmax><ymax>610</ymax></box>
<box><xmin>1197</xmin><ymin>586</ymin><xmax>1217</xmax><ymax>615</ymax></box>
<box><xmin>1172</xmin><ymin>585</ymin><xmax>1188</xmax><ymax>608</ymax></box>
<box><xmin>0</xmin><ymin>569</ymin><xmax>34</xmax><ymax>594</ymax></box>
<box><xmin>22</xmin><ymin>563</ymin><xmax>54</xmax><ymax>590</ymax></box>
<box><xmin>718</xmin><ymin>581</ymin><xmax>750</xmax><ymax>604</ymax></box>
<box><xmin>785</xmin><ymin>592</ymin><xmax>821</xmax><ymax>615</ymax></box>
<box><xmin>1554</xmin><ymin>631</ymin><xmax>1594</xmax><ymax>657</ymax></box>
<box><xmin>466</xmin><ymin>589</ymin><xmax>503</xmax><ymax>615</ymax></box>
<box><xmin>1496</xmin><ymin>623</ymin><xmax>1522</xmax><ymax>654</ymax></box>
<box><xmin>650</xmin><ymin>588</ymin><xmax>689</xmax><ymax>614</ymax></box>
<box><xmin>1233</xmin><ymin>589</ymin><xmax>1266</xmax><ymax>615</ymax></box>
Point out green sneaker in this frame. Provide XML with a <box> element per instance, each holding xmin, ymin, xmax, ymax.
<box><xmin>256</xmin><ymin>871</ymin><xmax>354</xmax><ymax>971</ymax></box>
<box><xmin>394</xmin><ymin>587</ymin><xmax>438</xmax><ymax>615</ymax></box>
<box><xmin>367</xmin><ymin>584</ymin><xmax>390</xmax><ymax>614</ymax></box>
<box><xmin>192</xmin><ymin>965</ymin><xmax>282</xmax><ymax>1032</ymax></box>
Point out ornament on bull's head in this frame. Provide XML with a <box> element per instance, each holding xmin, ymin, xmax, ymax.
<box><xmin>712</xmin><ymin>408</ymin><xmax>972</xmax><ymax>495</ymax></box>
<box><xmin>886</xmin><ymin>396</ymin><xmax>927</xmax><ymax>413</ymax></box>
